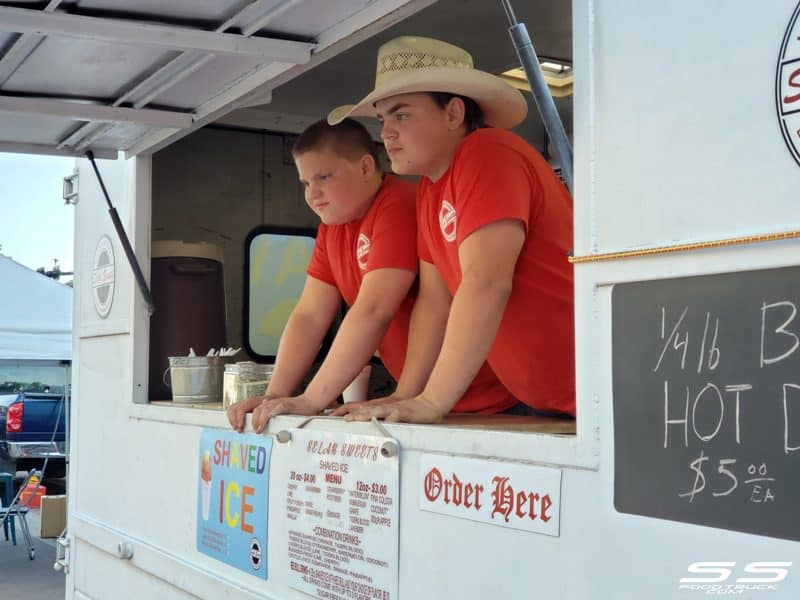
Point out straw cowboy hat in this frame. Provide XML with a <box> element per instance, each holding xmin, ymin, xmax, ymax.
<box><xmin>327</xmin><ymin>36</ymin><xmax>528</xmax><ymax>129</ymax></box>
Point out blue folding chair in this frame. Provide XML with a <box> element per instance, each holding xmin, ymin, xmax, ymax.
<box><xmin>0</xmin><ymin>471</ymin><xmax>37</xmax><ymax>559</ymax></box>
<box><xmin>0</xmin><ymin>472</ymin><xmax>15</xmax><ymax>545</ymax></box>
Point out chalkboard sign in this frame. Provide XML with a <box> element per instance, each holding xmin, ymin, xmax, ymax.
<box><xmin>613</xmin><ymin>266</ymin><xmax>800</xmax><ymax>541</ymax></box>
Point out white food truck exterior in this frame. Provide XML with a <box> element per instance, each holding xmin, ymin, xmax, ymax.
<box><xmin>60</xmin><ymin>1</ymin><xmax>800</xmax><ymax>599</ymax></box>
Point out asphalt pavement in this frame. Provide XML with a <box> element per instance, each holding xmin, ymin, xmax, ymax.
<box><xmin>0</xmin><ymin>457</ymin><xmax>67</xmax><ymax>599</ymax></box>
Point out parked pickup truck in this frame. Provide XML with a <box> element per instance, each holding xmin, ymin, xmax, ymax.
<box><xmin>0</xmin><ymin>392</ymin><xmax>67</xmax><ymax>478</ymax></box>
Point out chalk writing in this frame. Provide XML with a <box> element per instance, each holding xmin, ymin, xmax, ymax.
<box><xmin>613</xmin><ymin>267</ymin><xmax>800</xmax><ymax>542</ymax></box>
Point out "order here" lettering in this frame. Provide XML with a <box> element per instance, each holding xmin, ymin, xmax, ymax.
<box><xmin>422</xmin><ymin>467</ymin><xmax>552</xmax><ymax>523</ymax></box>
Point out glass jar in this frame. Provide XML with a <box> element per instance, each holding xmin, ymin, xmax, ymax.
<box><xmin>222</xmin><ymin>363</ymin><xmax>241</xmax><ymax>409</ymax></box>
<box><xmin>236</xmin><ymin>362</ymin><xmax>274</xmax><ymax>403</ymax></box>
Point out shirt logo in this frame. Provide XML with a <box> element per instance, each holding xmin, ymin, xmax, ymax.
<box><xmin>356</xmin><ymin>233</ymin><xmax>371</xmax><ymax>270</ymax></box>
<box><xmin>439</xmin><ymin>200</ymin><xmax>457</xmax><ymax>243</ymax></box>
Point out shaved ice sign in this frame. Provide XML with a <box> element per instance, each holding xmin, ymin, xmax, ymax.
<box><xmin>197</xmin><ymin>428</ymin><xmax>272</xmax><ymax>579</ymax></box>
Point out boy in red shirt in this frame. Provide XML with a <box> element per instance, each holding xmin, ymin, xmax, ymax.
<box><xmin>330</xmin><ymin>36</ymin><xmax>575</xmax><ymax>423</ymax></box>
<box><xmin>228</xmin><ymin>118</ymin><xmax>513</xmax><ymax>433</ymax></box>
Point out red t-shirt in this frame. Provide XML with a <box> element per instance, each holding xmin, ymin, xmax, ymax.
<box><xmin>417</xmin><ymin>129</ymin><xmax>576</xmax><ymax>416</ymax></box>
<box><xmin>307</xmin><ymin>175</ymin><xmax>417</xmax><ymax>381</ymax></box>
<box><xmin>307</xmin><ymin>174</ymin><xmax>513</xmax><ymax>413</ymax></box>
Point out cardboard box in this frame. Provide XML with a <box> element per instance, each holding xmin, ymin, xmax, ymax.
<box><xmin>39</xmin><ymin>494</ymin><xmax>66</xmax><ymax>538</ymax></box>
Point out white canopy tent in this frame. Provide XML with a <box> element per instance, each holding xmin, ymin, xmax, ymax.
<box><xmin>0</xmin><ymin>254</ymin><xmax>72</xmax><ymax>362</ymax></box>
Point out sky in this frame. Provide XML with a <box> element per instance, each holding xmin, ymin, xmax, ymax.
<box><xmin>0</xmin><ymin>152</ymin><xmax>76</xmax><ymax>275</ymax></box>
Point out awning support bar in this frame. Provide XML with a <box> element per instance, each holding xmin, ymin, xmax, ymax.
<box><xmin>501</xmin><ymin>0</ymin><xmax>573</xmax><ymax>193</ymax></box>
<box><xmin>85</xmin><ymin>151</ymin><xmax>155</xmax><ymax>316</ymax></box>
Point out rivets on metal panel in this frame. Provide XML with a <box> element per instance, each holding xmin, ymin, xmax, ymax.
<box><xmin>380</xmin><ymin>440</ymin><xmax>399</xmax><ymax>458</ymax></box>
<box><xmin>117</xmin><ymin>541</ymin><xmax>134</xmax><ymax>560</ymax></box>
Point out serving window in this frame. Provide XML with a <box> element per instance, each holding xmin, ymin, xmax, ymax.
<box><xmin>133</xmin><ymin>0</ymin><xmax>589</xmax><ymax>468</ymax></box>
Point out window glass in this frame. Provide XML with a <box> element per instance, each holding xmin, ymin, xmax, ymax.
<box><xmin>245</xmin><ymin>227</ymin><xmax>316</xmax><ymax>360</ymax></box>
<box><xmin>0</xmin><ymin>363</ymin><xmax>69</xmax><ymax>393</ymax></box>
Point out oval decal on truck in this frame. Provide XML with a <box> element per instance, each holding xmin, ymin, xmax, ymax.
<box><xmin>91</xmin><ymin>236</ymin><xmax>115</xmax><ymax>318</ymax></box>
<box><xmin>777</xmin><ymin>1</ymin><xmax>800</xmax><ymax>167</ymax></box>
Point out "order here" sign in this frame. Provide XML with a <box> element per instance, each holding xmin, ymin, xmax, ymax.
<box><xmin>419</xmin><ymin>454</ymin><xmax>562</xmax><ymax>536</ymax></box>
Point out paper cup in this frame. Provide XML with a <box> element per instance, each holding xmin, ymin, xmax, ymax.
<box><xmin>342</xmin><ymin>365</ymin><xmax>371</xmax><ymax>403</ymax></box>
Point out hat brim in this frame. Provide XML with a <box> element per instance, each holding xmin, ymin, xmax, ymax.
<box><xmin>327</xmin><ymin>67</ymin><xmax>528</xmax><ymax>129</ymax></box>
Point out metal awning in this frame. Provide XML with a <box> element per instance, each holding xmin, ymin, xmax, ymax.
<box><xmin>0</xmin><ymin>0</ymin><xmax>432</xmax><ymax>159</ymax></box>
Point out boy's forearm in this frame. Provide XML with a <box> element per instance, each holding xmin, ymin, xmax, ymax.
<box><xmin>394</xmin><ymin>293</ymin><xmax>449</xmax><ymax>398</ymax></box>
<box><xmin>422</xmin><ymin>274</ymin><xmax>511</xmax><ymax>413</ymax></box>
<box><xmin>267</xmin><ymin>311</ymin><xmax>328</xmax><ymax>397</ymax></box>
<box><xmin>303</xmin><ymin>305</ymin><xmax>392</xmax><ymax>409</ymax></box>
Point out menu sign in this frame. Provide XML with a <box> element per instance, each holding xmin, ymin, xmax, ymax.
<box><xmin>612</xmin><ymin>267</ymin><xmax>800</xmax><ymax>541</ymax></box>
<box><xmin>284</xmin><ymin>429</ymin><xmax>399</xmax><ymax>600</ymax></box>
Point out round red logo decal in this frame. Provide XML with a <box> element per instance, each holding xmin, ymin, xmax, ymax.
<box><xmin>777</xmin><ymin>2</ymin><xmax>800</xmax><ymax>166</ymax></box>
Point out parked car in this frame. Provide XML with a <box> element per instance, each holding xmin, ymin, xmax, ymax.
<box><xmin>3</xmin><ymin>392</ymin><xmax>67</xmax><ymax>478</ymax></box>
<box><xmin>0</xmin><ymin>393</ymin><xmax>19</xmax><ymax>460</ymax></box>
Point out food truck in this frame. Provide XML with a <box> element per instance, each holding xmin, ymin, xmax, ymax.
<box><xmin>1</xmin><ymin>0</ymin><xmax>799</xmax><ymax>597</ymax></box>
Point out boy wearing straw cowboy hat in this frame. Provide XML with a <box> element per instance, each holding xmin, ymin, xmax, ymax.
<box><xmin>331</xmin><ymin>36</ymin><xmax>575</xmax><ymax>423</ymax></box>
<box><xmin>227</xmin><ymin>118</ymin><xmax>513</xmax><ymax>434</ymax></box>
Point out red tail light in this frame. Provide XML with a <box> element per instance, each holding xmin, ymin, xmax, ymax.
<box><xmin>6</xmin><ymin>402</ymin><xmax>23</xmax><ymax>432</ymax></box>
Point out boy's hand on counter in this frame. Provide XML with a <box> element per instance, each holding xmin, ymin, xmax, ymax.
<box><xmin>330</xmin><ymin>393</ymin><xmax>406</xmax><ymax>417</ymax></box>
<box><xmin>227</xmin><ymin>395</ymin><xmax>274</xmax><ymax>432</ymax></box>
<box><xmin>251</xmin><ymin>394</ymin><xmax>325</xmax><ymax>433</ymax></box>
<box><xmin>342</xmin><ymin>393</ymin><xmax>444</xmax><ymax>424</ymax></box>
